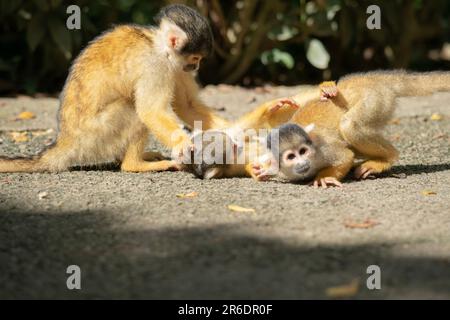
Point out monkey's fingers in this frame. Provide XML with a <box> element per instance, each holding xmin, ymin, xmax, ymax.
<box><xmin>354</xmin><ymin>166</ymin><xmax>375</xmax><ymax>180</ymax></box>
<box><xmin>268</xmin><ymin>99</ymin><xmax>300</xmax><ymax>114</ymax></box>
<box><xmin>251</xmin><ymin>166</ymin><xmax>272</xmax><ymax>181</ymax></box>
<box><xmin>323</xmin><ymin>177</ymin><xmax>343</xmax><ymax>187</ymax></box>
<box><xmin>319</xmin><ymin>81</ymin><xmax>338</xmax><ymax>101</ymax></box>
<box><xmin>311</xmin><ymin>177</ymin><xmax>343</xmax><ymax>188</ymax></box>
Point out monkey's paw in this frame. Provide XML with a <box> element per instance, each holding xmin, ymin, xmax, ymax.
<box><xmin>319</xmin><ymin>81</ymin><xmax>338</xmax><ymax>101</ymax></box>
<box><xmin>251</xmin><ymin>164</ymin><xmax>272</xmax><ymax>181</ymax></box>
<box><xmin>354</xmin><ymin>161</ymin><xmax>390</xmax><ymax>180</ymax></box>
<box><xmin>268</xmin><ymin>98</ymin><xmax>300</xmax><ymax>114</ymax></box>
<box><xmin>310</xmin><ymin>176</ymin><xmax>343</xmax><ymax>188</ymax></box>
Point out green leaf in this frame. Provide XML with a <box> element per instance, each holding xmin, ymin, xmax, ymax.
<box><xmin>261</xmin><ymin>49</ymin><xmax>295</xmax><ymax>70</ymax></box>
<box><xmin>26</xmin><ymin>13</ymin><xmax>45</xmax><ymax>52</ymax></box>
<box><xmin>306</xmin><ymin>38</ymin><xmax>330</xmax><ymax>69</ymax></box>
<box><xmin>48</xmin><ymin>16</ymin><xmax>72</xmax><ymax>60</ymax></box>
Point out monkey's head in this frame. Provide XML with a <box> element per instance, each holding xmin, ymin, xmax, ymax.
<box><xmin>154</xmin><ymin>4</ymin><xmax>213</xmax><ymax>72</ymax></box>
<box><xmin>267</xmin><ymin>123</ymin><xmax>321</xmax><ymax>182</ymax></box>
<box><xmin>180</xmin><ymin>130</ymin><xmax>237</xmax><ymax>179</ymax></box>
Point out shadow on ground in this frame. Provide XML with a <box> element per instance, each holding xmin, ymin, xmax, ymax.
<box><xmin>1</xmin><ymin>209</ymin><xmax>449</xmax><ymax>299</ymax></box>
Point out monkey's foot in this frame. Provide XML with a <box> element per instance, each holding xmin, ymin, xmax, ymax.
<box><xmin>310</xmin><ymin>177</ymin><xmax>343</xmax><ymax>188</ymax></box>
<box><xmin>354</xmin><ymin>160</ymin><xmax>392</xmax><ymax>180</ymax></box>
<box><xmin>268</xmin><ymin>98</ymin><xmax>300</xmax><ymax>114</ymax></box>
<box><xmin>121</xmin><ymin>160</ymin><xmax>179</xmax><ymax>173</ymax></box>
<box><xmin>319</xmin><ymin>81</ymin><xmax>338</xmax><ymax>101</ymax></box>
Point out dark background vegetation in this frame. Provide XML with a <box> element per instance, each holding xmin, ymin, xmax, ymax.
<box><xmin>0</xmin><ymin>0</ymin><xmax>449</xmax><ymax>95</ymax></box>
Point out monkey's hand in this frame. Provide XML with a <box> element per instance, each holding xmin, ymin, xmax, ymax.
<box><xmin>310</xmin><ymin>167</ymin><xmax>344</xmax><ymax>188</ymax></box>
<box><xmin>310</xmin><ymin>176</ymin><xmax>343</xmax><ymax>188</ymax></box>
<box><xmin>267</xmin><ymin>98</ymin><xmax>300</xmax><ymax>114</ymax></box>
<box><xmin>319</xmin><ymin>81</ymin><xmax>338</xmax><ymax>101</ymax></box>
<box><xmin>251</xmin><ymin>164</ymin><xmax>272</xmax><ymax>181</ymax></box>
<box><xmin>247</xmin><ymin>158</ymin><xmax>277</xmax><ymax>181</ymax></box>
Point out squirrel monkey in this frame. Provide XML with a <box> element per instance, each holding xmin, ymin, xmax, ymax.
<box><xmin>0</xmin><ymin>4</ymin><xmax>228</xmax><ymax>173</ymax></box>
<box><xmin>254</xmin><ymin>71</ymin><xmax>450</xmax><ymax>187</ymax></box>
<box><xmin>188</xmin><ymin>70</ymin><xmax>450</xmax><ymax>186</ymax></box>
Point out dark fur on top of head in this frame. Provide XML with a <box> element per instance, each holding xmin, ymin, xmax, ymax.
<box><xmin>182</xmin><ymin>130</ymin><xmax>235</xmax><ymax>179</ymax></box>
<box><xmin>154</xmin><ymin>4</ymin><xmax>213</xmax><ymax>57</ymax></box>
<box><xmin>267</xmin><ymin>123</ymin><xmax>312</xmax><ymax>157</ymax></box>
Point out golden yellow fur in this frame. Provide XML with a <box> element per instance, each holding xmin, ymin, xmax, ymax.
<box><xmin>291</xmin><ymin>71</ymin><xmax>450</xmax><ymax>183</ymax></box>
<box><xmin>0</xmin><ymin>24</ymin><xmax>228</xmax><ymax>173</ymax></box>
<box><xmin>215</xmin><ymin>71</ymin><xmax>450</xmax><ymax>184</ymax></box>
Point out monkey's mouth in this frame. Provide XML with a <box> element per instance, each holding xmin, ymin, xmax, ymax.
<box><xmin>293</xmin><ymin>163</ymin><xmax>310</xmax><ymax>175</ymax></box>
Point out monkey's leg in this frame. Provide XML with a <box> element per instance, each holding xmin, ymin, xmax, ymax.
<box><xmin>121</xmin><ymin>127</ymin><xmax>178</xmax><ymax>173</ymax></box>
<box><xmin>142</xmin><ymin>151</ymin><xmax>165</xmax><ymax>161</ymax></box>
<box><xmin>340</xmin><ymin>115</ymin><xmax>399</xmax><ymax>179</ymax></box>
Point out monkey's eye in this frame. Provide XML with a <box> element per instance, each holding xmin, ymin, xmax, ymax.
<box><xmin>191</xmin><ymin>56</ymin><xmax>201</xmax><ymax>63</ymax></box>
<box><xmin>299</xmin><ymin>147</ymin><xmax>308</xmax><ymax>155</ymax></box>
<box><xmin>287</xmin><ymin>153</ymin><xmax>296</xmax><ymax>160</ymax></box>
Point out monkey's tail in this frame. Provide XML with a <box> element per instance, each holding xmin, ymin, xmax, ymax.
<box><xmin>395</xmin><ymin>71</ymin><xmax>450</xmax><ymax>97</ymax></box>
<box><xmin>0</xmin><ymin>156</ymin><xmax>42</xmax><ymax>173</ymax></box>
<box><xmin>0</xmin><ymin>143</ymin><xmax>72</xmax><ymax>173</ymax></box>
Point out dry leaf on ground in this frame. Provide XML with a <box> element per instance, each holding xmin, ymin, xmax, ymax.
<box><xmin>227</xmin><ymin>204</ymin><xmax>255</xmax><ymax>213</ymax></box>
<box><xmin>432</xmin><ymin>133</ymin><xmax>448</xmax><ymax>140</ymax></box>
<box><xmin>9</xmin><ymin>131</ymin><xmax>29</xmax><ymax>143</ymax></box>
<box><xmin>325</xmin><ymin>279</ymin><xmax>360</xmax><ymax>298</ymax></box>
<box><xmin>430</xmin><ymin>113</ymin><xmax>443</xmax><ymax>121</ymax></box>
<box><xmin>16</xmin><ymin>111</ymin><xmax>36</xmax><ymax>120</ymax></box>
<box><xmin>344</xmin><ymin>219</ymin><xmax>379</xmax><ymax>229</ymax></box>
<box><xmin>176</xmin><ymin>191</ymin><xmax>199</xmax><ymax>198</ymax></box>
<box><xmin>422</xmin><ymin>190</ymin><xmax>437</xmax><ymax>196</ymax></box>
<box><xmin>31</xmin><ymin>129</ymin><xmax>54</xmax><ymax>137</ymax></box>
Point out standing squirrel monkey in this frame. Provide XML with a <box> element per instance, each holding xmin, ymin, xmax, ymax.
<box><xmin>0</xmin><ymin>4</ymin><xmax>228</xmax><ymax>173</ymax></box>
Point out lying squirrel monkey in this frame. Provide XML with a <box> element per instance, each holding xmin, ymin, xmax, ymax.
<box><xmin>0</xmin><ymin>4</ymin><xmax>228</xmax><ymax>173</ymax></box>
<box><xmin>255</xmin><ymin>71</ymin><xmax>450</xmax><ymax>187</ymax></box>
<box><xmin>180</xmin><ymin>87</ymin><xmax>323</xmax><ymax>179</ymax></box>
<box><xmin>186</xmin><ymin>71</ymin><xmax>450</xmax><ymax>186</ymax></box>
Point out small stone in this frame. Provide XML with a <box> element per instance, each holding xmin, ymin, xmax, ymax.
<box><xmin>38</xmin><ymin>191</ymin><xmax>49</xmax><ymax>200</ymax></box>
<box><xmin>391</xmin><ymin>173</ymin><xmax>407</xmax><ymax>179</ymax></box>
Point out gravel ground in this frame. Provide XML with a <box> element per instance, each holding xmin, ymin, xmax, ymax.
<box><xmin>0</xmin><ymin>86</ymin><xmax>449</xmax><ymax>299</ymax></box>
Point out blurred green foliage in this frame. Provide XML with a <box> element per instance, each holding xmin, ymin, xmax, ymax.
<box><xmin>0</xmin><ymin>0</ymin><xmax>449</xmax><ymax>94</ymax></box>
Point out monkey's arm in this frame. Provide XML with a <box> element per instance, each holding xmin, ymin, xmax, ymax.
<box><xmin>177</xmin><ymin>96</ymin><xmax>230</xmax><ymax>130</ymax></box>
<box><xmin>234</xmin><ymin>98</ymin><xmax>300</xmax><ymax>130</ymax></box>
<box><xmin>135</xmin><ymin>77</ymin><xmax>189</xmax><ymax>148</ymax></box>
<box><xmin>173</xmin><ymin>75</ymin><xmax>230</xmax><ymax>130</ymax></box>
<box><xmin>235</xmin><ymin>84</ymin><xmax>338</xmax><ymax>130</ymax></box>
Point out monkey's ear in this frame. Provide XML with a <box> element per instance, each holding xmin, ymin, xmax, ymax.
<box><xmin>160</xmin><ymin>19</ymin><xmax>188</xmax><ymax>51</ymax></box>
<box><xmin>203</xmin><ymin>167</ymin><xmax>222</xmax><ymax>180</ymax></box>
<box><xmin>304</xmin><ymin>123</ymin><xmax>315</xmax><ymax>133</ymax></box>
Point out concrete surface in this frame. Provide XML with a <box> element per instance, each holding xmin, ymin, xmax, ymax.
<box><xmin>0</xmin><ymin>86</ymin><xmax>449</xmax><ymax>299</ymax></box>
